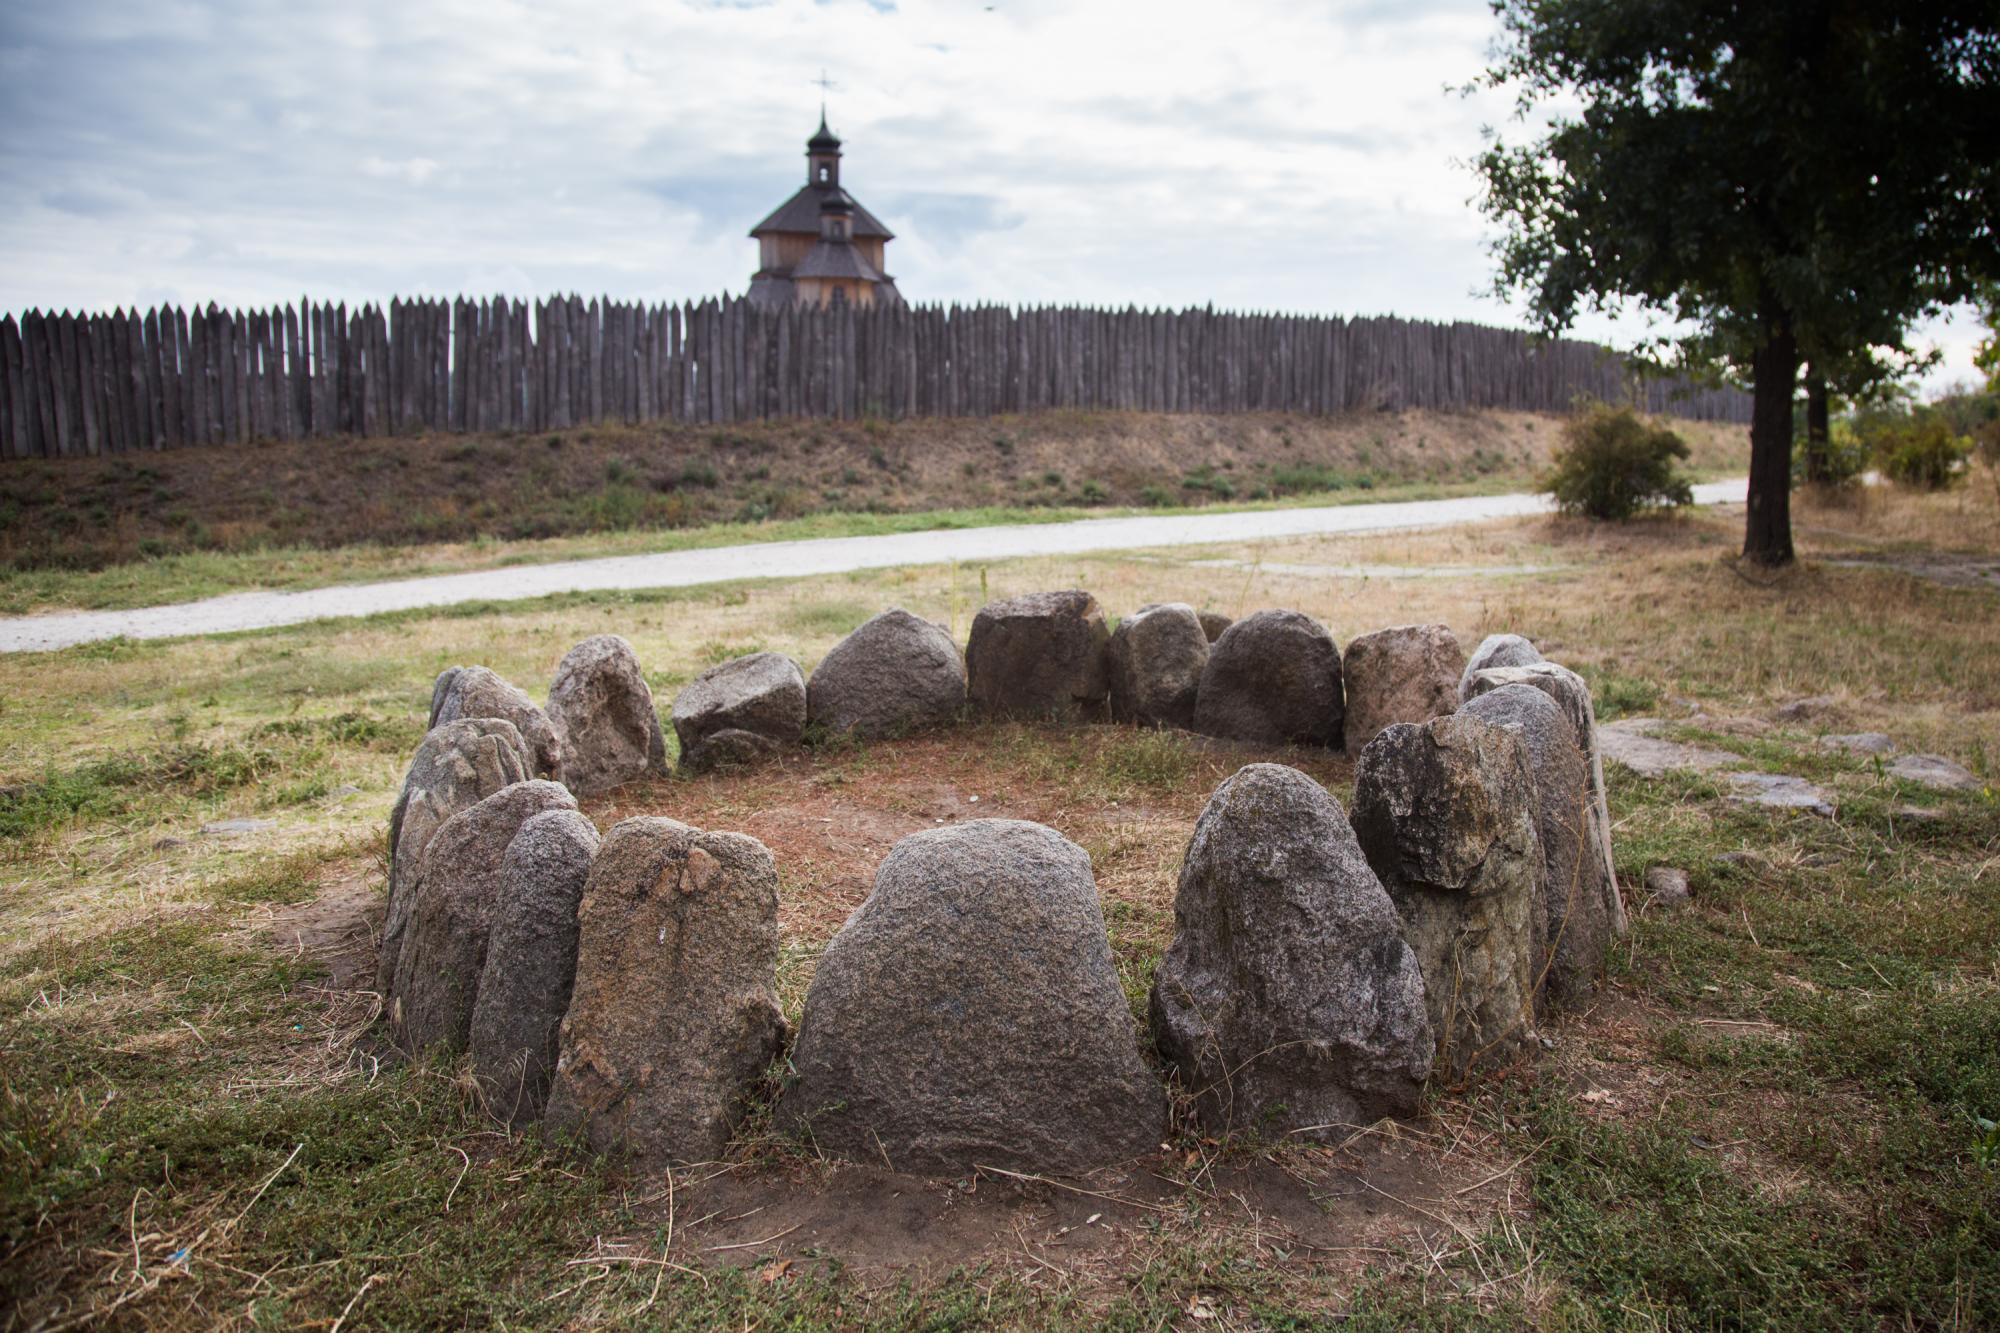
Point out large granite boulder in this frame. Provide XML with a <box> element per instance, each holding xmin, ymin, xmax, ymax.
<box><xmin>806</xmin><ymin>608</ymin><xmax>965</xmax><ymax>740</ymax></box>
<box><xmin>388</xmin><ymin>780</ymin><xmax>578</xmax><ymax>1055</ymax></box>
<box><xmin>545</xmin><ymin>635</ymin><xmax>667</xmax><ymax>797</ymax></box>
<box><xmin>1191</xmin><ymin>610</ymin><xmax>1344</xmax><ymax>748</ymax></box>
<box><xmin>1341</xmin><ymin>624</ymin><xmax>1466</xmax><ymax>757</ymax></box>
<box><xmin>430</xmin><ymin>665</ymin><xmax>565</xmax><ymax>782</ymax></box>
<box><xmin>469</xmin><ymin>809</ymin><xmax>602</xmax><ymax>1126</ymax></box>
<box><xmin>1149</xmin><ymin>765</ymin><xmax>1433</xmax><ymax>1137</ymax></box>
<box><xmin>1458</xmin><ymin>634</ymin><xmax>1543</xmax><ymax>703</ymax></box>
<box><xmin>1352</xmin><ymin>716</ymin><xmax>1543</xmax><ymax>1079</ymax></box>
<box><xmin>382</xmin><ymin>717</ymin><xmax>535</xmax><ymax>988</ymax></box>
<box><xmin>777</xmin><ymin>820</ymin><xmax>1165</xmax><ymax>1174</ymax></box>
<box><xmin>544</xmin><ymin>817</ymin><xmax>787</xmax><ymax>1166</ymax></box>
<box><xmin>1464</xmin><ymin>662</ymin><xmax>1626</xmax><ymax>935</ymax></box>
<box><xmin>1106</xmin><ymin>602</ymin><xmax>1208</xmax><ymax>729</ymax></box>
<box><xmin>1459</xmin><ymin>685</ymin><xmax>1609</xmax><ymax>1005</ymax></box>
<box><xmin>672</xmin><ymin>652</ymin><xmax>808</xmax><ymax>771</ymax></box>
<box><xmin>965</xmin><ymin>590</ymin><xmax>1111</xmax><ymax>720</ymax></box>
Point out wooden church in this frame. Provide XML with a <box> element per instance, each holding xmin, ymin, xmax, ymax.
<box><xmin>746</xmin><ymin>114</ymin><xmax>903</xmax><ymax>309</ymax></box>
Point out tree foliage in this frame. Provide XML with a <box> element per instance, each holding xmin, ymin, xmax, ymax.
<box><xmin>1475</xmin><ymin>3</ymin><xmax>2000</xmax><ymax>565</ymax></box>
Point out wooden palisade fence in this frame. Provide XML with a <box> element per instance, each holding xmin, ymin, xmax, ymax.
<box><xmin>0</xmin><ymin>295</ymin><xmax>1750</xmax><ymax>460</ymax></box>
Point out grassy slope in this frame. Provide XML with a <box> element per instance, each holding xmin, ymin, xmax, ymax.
<box><xmin>0</xmin><ymin>407</ymin><xmax>1749</xmax><ymax>614</ymax></box>
<box><xmin>2</xmin><ymin>484</ymin><xmax>1995</xmax><ymax>1327</ymax></box>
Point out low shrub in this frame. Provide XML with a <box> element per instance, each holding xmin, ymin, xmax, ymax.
<box><xmin>1871</xmin><ymin>411</ymin><xmax>1970</xmax><ymax>490</ymax></box>
<box><xmin>1543</xmin><ymin>405</ymin><xmax>1692</xmax><ymax>520</ymax></box>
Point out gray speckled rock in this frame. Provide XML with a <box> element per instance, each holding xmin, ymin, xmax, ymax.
<box><xmin>1353</xmin><ymin>716</ymin><xmax>1543</xmax><ymax>1079</ymax></box>
<box><xmin>382</xmin><ymin>717</ymin><xmax>535</xmax><ymax>988</ymax></box>
<box><xmin>806</xmin><ymin>608</ymin><xmax>966</xmax><ymax>740</ymax></box>
<box><xmin>1198</xmin><ymin>610</ymin><xmax>1234</xmax><ymax>644</ymax></box>
<box><xmin>390</xmin><ymin>780</ymin><xmax>578</xmax><ymax>1055</ymax></box>
<box><xmin>1107</xmin><ymin>603</ymin><xmax>1208</xmax><ymax>729</ymax></box>
<box><xmin>778</xmin><ymin>819</ymin><xmax>1165</xmax><ymax>1174</ymax></box>
<box><xmin>544</xmin><ymin>817</ymin><xmax>788</xmax><ymax>1166</ymax></box>
<box><xmin>430</xmin><ymin>665</ymin><xmax>565</xmax><ymax>782</ymax></box>
<box><xmin>1459</xmin><ymin>684</ymin><xmax>1609</xmax><ymax>1006</ymax></box>
<box><xmin>1464</xmin><ymin>662</ymin><xmax>1627</xmax><ymax>936</ymax></box>
<box><xmin>965</xmin><ymin>590</ymin><xmax>1111</xmax><ymax>720</ymax></box>
<box><xmin>673</xmin><ymin>652</ymin><xmax>807</xmax><ymax>771</ymax></box>
<box><xmin>545</xmin><ymin>635</ymin><xmax>667</xmax><ymax>797</ymax></box>
<box><xmin>1888</xmin><ymin>753</ymin><xmax>1981</xmax><ymax>792</ymax></box>
<box><xmin>469</xmin><ymin>809</ymin><xmax>601</xmax><ymax>1127</ymax></box>
<box><xmin>1149</xmin><ymin>765</ymin><xmax>1433</xmax><ymax>1138</ymax></box>
<box><xmin>1458</xmin><ymin>634</ymin><xmax>1543</xmax><ymax>703</ymax></box>
<box><xmin>1192</xmin><ymin>609</ymin><xmax>1344</xmax><ymax>748</ymax></box>
<box><xmin>1342</xmin><ymin>623</ymin><xmax>1466</xmax><ymax>757</ymax></box>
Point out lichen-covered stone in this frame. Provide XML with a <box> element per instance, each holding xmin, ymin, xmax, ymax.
<box><xmin>469</xmin><ymin>809</ymin><xmax>601</xmax><ymax>1126</ymax></box>
<box><xmin>1150</xmin><ymin>764</ymin><xmax>1433</xmax><ymax>1138</ymax></box>
<box><xmin>1107</xmin><ymin>603</ymin><xmax>1208</xmax><ymax>729</ymax></box>
<box><xmin>672</xmin><ymin>652</ymin><xmax>807</xmax><ymax>772</ymax></box>
<box><xmin>430</xmin><ymin>665</ymin><xmax>565</xmax><ymax>781</ymax></box>
<box><xmin>390</xmin><ymin>780</ymin><xmax>578</xmax><ymax>1055</ymax></box>
<box><xmin>544</xmin><ymin>818</ymin><xmax>787</xmax><ymax>1166</ymax></box>
<box><xmin>1459</xmin><ymin>684</ymin><xmax>1609</xmax><ymax>1005</ymax></box>
<box><xmin>965</xmin><ymin>590</ymin><xmax>1111</xmax><ymax>720</ymax></box>
<box><xmin>1352</xmin><ymin>716</ymin><xmax>1543</xmax><ymax>1079</ymax></box>
<box><xmin>1191</xmin><ymin>609</ymin><xmax>1344</xmax><ymax>747</ymax></box>
<box><xmin>778</xmin><ymin>820</ymin><xmax>1165</xmax><ymax>1173</ymax></box>
<box><xmin>381</xmin><ymin>717</ymin><xmax>534</xmax><ymax>988</ymax></box>
<box><xmin>806</xmin><ymin>608</ymin><xmax>966</xmax><ymax>740</ymax></box>
<box><xmin>1342</xmin><ymin>623</ymin><xmax>1466</xmax><ymax>757</ymax></box>
<box><xmin>1458</xmin><ymin>634</ymin><xmax>1543</xmax><ymax>703</ymax></box>
<box><xmin>1464</xmin><ymin>662</ymin><xmax>1626</xmax><ymax>935</ymax></box>
<box><xmin>546</xmin><ymin>635</ymin><xmax>667</xmax><ymax>797</ymax></box>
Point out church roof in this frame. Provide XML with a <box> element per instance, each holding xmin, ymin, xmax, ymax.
<box><xmin>793</xmin><ymin>239</ymin><xmax>886</xmax><ymax>282</ymax></box>
<box><xmin>750</xmin><ymin>184</ymin><xmax>894</xmax><ymax>240</ymax></box>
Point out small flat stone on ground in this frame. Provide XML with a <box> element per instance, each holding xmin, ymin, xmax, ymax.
<box><xmin>1888</xmin><ymin>754</ymin><xmax>1982</xmax><ymax>792</ymax></box>
<box><xmin>201</xmin><ymin>818</ymin><xmax>277</xmax><ymax>836</ymax></box>
<box><xmin>1726</xmin><ymin>772</ymin><xmax>1835</xmax><ymax>817</ymax></box>
<box><xmin>1598</xmin><ymin>719</ymin><xmax>1745</xmax><ymax>777</ymax></box>
<box><xmin>1643</xmin><ymin>866</ymin><xmax>1691</xmax><ymax>908</ymax></box>
<box><xmin>1817</xmin><ymin>732</ymin><xmax>1896</xmax><ymax>756</ymax></box>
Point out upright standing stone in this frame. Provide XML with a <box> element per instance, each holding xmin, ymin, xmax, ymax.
<box><xmin>1191</xmin><ymin>609</ymin><xmax>1344</xmax><ymax>747</ymax></box>
<box><xmin>1459</xmin><ymin>684</ymin><xmax>1609</xmax><ymax>1005</ymax></box>
<box><xmin>469</xmin><ymin>809</ymin><xmax>602</xmax><ymax>1126</ymax></box>
<box><xmin>965</xmin><ymin>590</ymin><xmax>1111</xmax><ymax>720</ymax></box>
<box><xmin>1459</xmin><ymin>634</ymin><xmax>1543</xmax><ymax>703</ymax></box>
<box><xmin>382</xmin><ymin>717</ymin><xmax>534</xmax><ymax>988</ymax></box>
<box><xmin>671</xmin><ymin>652</ymin><xmax>807</xmax><ymax>771</ymax></box>
<box><xmin>1106</xmin><ymin>602</ymin><xmax>1209</xmax><ymax>729</ymax></box>
<box><xmin>1150</xmin><ymin>765</ymin><xmax>1433</xmax><ymax>1137</ymax></box>
<box><xmin>1341</xmin><ymin>624</ymin><xmax>1466</xmax><ymax>757</ymax></box>
<box><xmin>1197</xmin><ymin>610</ymin><xmax>1233</xmax><ymax>643</ymax></box>
<box><xmin>1464</xmin><ymin>662</ymin><xmax>1626</xmax><ymax>935</ymax></box>
<box><xmin>806</xmin><ymin>607</ymin><xmax>966</xmax><ymax>739</ymax></box>
<box><xmin>778</xmin><ymin>820</ymin><xmax>1165</xmax><ymax>1173</ymax></box>
<box><xmin>430</xmin><ymin>664</ymin><xmax>566</xmax><ymax>782</ymax></box>
<box><xmin>390</xmin><ymin>780</ymin><xmax>579</xmax><ymax>1055</ymax></box>
<box><xmin>1352</xmin><ymin>716</ymin><xmax>1544</xmax><ymax>1079</ymax></box>
<box><xmin>545</xmin><ymin>818</ymin><xmax>788</xmax><ymax>1166</ymax></box>
<box><xmin>546</xmin><ymin>635</ymin><xmax>667</xmax><ymax>797</ymax></box>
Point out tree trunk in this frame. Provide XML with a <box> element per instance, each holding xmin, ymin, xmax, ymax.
<box><xmin>1743</xmin><ymin>318</ymin><xmax>1799</xmax><ymax>567</ymax></box>
<box><xmin>1804</xmin><ymin>366</ymin><xmax>1831</xmax><ymax>485</ymax></box>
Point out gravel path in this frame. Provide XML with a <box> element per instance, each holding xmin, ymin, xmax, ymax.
<box><xmin>0</xmin><ymin>479</ymin><xmax>1746</xmax><ymax>653</ymax></box>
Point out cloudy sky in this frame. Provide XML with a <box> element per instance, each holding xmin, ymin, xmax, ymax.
<box><xmin>0</xmin><ymin>0</ymin><xmax>1982</xmax><ymax>389</ymax></box>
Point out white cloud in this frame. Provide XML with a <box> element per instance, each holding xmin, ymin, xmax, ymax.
<box><xmin>0</xmin><ymin>0</ymin><xmax>1984</xmax><ymax>388</ymax></box>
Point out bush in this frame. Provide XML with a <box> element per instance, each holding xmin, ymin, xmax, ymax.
<box><xmin>1872</xmin><ymin>411</ymin><xmax>1970</xmax><ymax>490</ymax></box>
<box><xmin>1543</xmin><ymin>405</ymin><xmax>1693</xmax><ymax>520</ymax></box>
<box><xmin>1794</xmin><ymin>422</ymin><xmax>1871</xmax><ymax>488</ymax></box>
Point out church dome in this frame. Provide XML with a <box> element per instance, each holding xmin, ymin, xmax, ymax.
<box><xmin>808</xmin><ymin>113</ymin><xmax>841</xmax><ymax>152</ymax></box>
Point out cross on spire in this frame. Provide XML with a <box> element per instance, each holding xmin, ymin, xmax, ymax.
<box><xmin>813</xmin><ymin>68</ymin><xmax>839</xmax><ymax>118</ymax></box>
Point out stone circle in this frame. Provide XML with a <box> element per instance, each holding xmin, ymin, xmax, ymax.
<box><xmin>546</xmin><ymin>635</ymin><xmax>668</xmax><ymax>797</ymax></box>
<box><xmin>965</xmin><ymin>590</ymin><xmax>1112</xmax><ymax>719</ymax></box>
<box><xmin>1191</xmin><ymin>609</ymin><xmax>1344</xmax><ymax>747</ymax></box>
<box><xmin>672</xmin><ymin>651</ymin><xmax>807</xmax><ymax>771</ymax></box>
<box><xmin>806</xmin><ymin>607</ymin><xmax>966</xmax><ymax>739</ymax></box>
<box><xmin>1341</xmin><ymin>623</ymin><xmax>1466</xmax><ymax>757</ymax></box>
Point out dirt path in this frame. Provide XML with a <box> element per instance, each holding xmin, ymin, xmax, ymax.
<box><xmin>0</xmin><ymin>480</ymin><xmax>1746</xmax><ymax>653</ymax></box>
